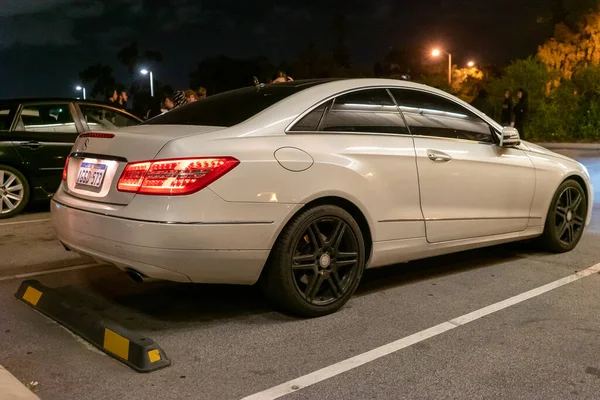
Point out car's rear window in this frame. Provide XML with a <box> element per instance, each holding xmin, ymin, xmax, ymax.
<box><xmin>144</xmin><ymin>80</ymin><xmax>334</xmax><ymax>127</ymax></box>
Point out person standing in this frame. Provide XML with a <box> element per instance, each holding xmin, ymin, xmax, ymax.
<box><xmin>171</xmin><ymin>90</ymin><xmax>187</xmax><ymax>108</ymax></box>
<box><xmin>271</xmin><ymin>71</ymin><xmax>293</xmax><ymax>83</ymax></box>
<box><xmin>513</xmin><ymin>88</ymin><xmax>529</xmax><ymax>139</ymax></box>
<box><xmin>470</xmin><ymin>88</ymin><xmax>495</xmax><ymax>119</ymax></box>
<box><xmin>184</xmin><ymin>89</ymin><xmax>198</xmax><ymax>104</ymax></box>
<box><xmin>500</xmin><ymin>90</ymin><xmax>514</xmax><ymax>127</ymax></box>
<box><xmin>106</xmin><ymin>88</ymin><xmax>119</xmax><ymax>107</ymax></box>
<box><xmin>161</xmin><ymin>95</ymin><xmax>175</xmax><ymax>113</ymax></box>
<box><xmin>196</xmin><ymin>87</ymin><xmax>207</xmax><ymax>100</ymax></box>
<box><xmin>117</xmin><ymin>89</ymin><xmax>128</xmax><ymax>110</ymax></box>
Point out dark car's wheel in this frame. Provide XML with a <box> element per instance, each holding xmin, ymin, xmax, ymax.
<box><xmin>0</xmin><ymin>165</ymin><xmax>30</xmax><ymax>219</ymax></box>
<box><xmin>539</xmin><ymin>179</ymin><xmax>587</xmax><ymax>253</ymax></box>
<box><xmin>261</xmin><ymin>205</ymin><xmax>366</xmax><ymax>317</ymax></box>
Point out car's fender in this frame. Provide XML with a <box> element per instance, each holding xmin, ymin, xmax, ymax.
<box><xmin>525</xmin><ymin>147</ymin><xmax>593</xmax><ymax>227</ymax></box>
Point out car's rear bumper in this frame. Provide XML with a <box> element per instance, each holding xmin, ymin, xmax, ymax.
<box><xmin>51</xmin><ymin>196</ymin><xmax>292</xmax><ymax>284</ymax></box>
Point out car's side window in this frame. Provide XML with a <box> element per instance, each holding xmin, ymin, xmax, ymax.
<box><xmin>18</xmin><ymin>104</ymin><xmax>77</xmax><ymax>133</ymax></box>
<box><xmin>317</xmin><ymin>89</ymin><xmax>409</xmax><ymax>135</ymax></box>
<box><xmin>289</xmin><ymin>101</ymin><xmax>331</xmax><ymax>132</ymax></box>
<box><xmin>79</xmin><ymin>105</ymin><xmax>139</xmax><ymax>130</ymax></box>
<box><xmin>0</xmin><ymin>107</ymin><xmax>16</xmax><ymax>132</ymax></box>
<box><xmin>389</xmin><ymin>89</ymin><xmax>494</xmax><ymax>143</ymax></box>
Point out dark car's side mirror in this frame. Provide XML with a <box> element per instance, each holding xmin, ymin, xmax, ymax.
<box><xmin>498</xmin><ymin>127</ymin><xmax>521</xmax><ymax>147</ymax></box>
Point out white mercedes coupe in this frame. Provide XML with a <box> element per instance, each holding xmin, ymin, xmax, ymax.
<box><xmin>52</xmin><ymin>79</ymin><xmax>592</xmax><ymax>317</ymax></box>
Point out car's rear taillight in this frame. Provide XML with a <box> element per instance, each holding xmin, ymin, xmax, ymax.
<box><xmin>117</xmin><ymin>157</ymin><xmax>239</xmax><ymax>195</ymax></box>
<box><xmin>62</xmin><ymin>156</ymin><xmax>70</xmax><ymax>181</ymax></box>
<box><xmin>79</xmin><ymin>132</ymin><xmax>115</xmax><ymax>139</ymax></box>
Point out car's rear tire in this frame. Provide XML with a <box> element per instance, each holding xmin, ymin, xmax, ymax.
<box><xmin>261</xmin><ymin>205</ymin><xmax>366</xmax><ymax>317</ymax></box>
<box><xmin>539</xmin><ymin>179</ymin><xmax>587</xmax><ymax>253</ymax></box>
<box><xmin>0</xmin><ymin>165</ymin><xmax>30</xmax><ymax>219</ymax></box>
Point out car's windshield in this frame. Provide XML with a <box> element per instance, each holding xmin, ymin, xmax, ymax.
<box><xmin>143</xmin><ymin>80</ymin><xmax>332</xmax><ymax>127</ymax></box>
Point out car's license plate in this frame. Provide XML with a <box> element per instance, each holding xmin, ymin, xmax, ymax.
<box><xmin>76</xmin><ymin>162</ymin><xmax>107</xmax><ymax>188</ymax></box>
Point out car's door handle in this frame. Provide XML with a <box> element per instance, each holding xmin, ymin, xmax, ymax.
<box><xmin>20</xmin><ymin>141</ymin><xmax>43</xmax><ymax>149</ymax></box>
<box><xmin>427</xmin><ymin>150</ymin><xmax>452</xmax><ymax>162</ymax></box>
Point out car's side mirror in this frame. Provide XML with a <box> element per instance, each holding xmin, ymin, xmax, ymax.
<box><xmin>498</xmin><ymin>127</ymin><xmax>521</xmax><ymax>147</ymax></box>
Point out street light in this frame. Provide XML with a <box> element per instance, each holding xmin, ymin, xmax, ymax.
<box><xmin>467</xmin><ymin>61</ymin><xmax>475</xmax><ymax>68</ymax></box>
<box><xmin>75</xmin><ymin>85</ymin><xmax>86</xmax><ymax>100</ymax></box>
<box><xmin>140</xmin><ymin>69</ymin><xmax>154</xmax><ymax>97</ymax></box>
<box><xmin>432</xmin><ymin>48</ymin><xmax>452</xmax><ymax>85</ymax></box>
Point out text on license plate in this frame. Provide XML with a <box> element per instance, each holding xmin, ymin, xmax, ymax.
<box><xmin>76</xmin><ymin>162</ymin><xmax>107</xmax><ymax>188</ymax></box>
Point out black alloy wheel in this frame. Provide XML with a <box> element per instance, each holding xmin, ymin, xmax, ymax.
<box><xmin>291</xmin><ymin>217</ymin><xmax>360</xmax><ymax>306</ymax></box>
<box><xmin>261</xmin><ymin>205</ymin><xmax>365</xmax><ymax>317</ymax></box>
<box><xmin>540</xmin><ymin>179</ymin><xmax>587</xmax><ymax>253</ymax></box>
<box><xmin>554</xmin><ymin>186</ymin><xmax>586</xmax><ymax>245</ymax></box>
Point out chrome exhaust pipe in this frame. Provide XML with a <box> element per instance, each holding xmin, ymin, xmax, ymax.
<box><xmin>125</xmin><ymin>269</ymin><xmax>159</xmax><ymax>283</ymax></box>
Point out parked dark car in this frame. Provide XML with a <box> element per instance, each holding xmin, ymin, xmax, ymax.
<box><xmin>0</xmin><ymin>98</ymin><xmax>141</xmax><ymax>218</ymax></box>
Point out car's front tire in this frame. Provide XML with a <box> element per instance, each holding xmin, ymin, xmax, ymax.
<box><xmin>261</xmin><ymin>205</ymin><xmax>366</xmax><ymax>317</ymax></box>
<box><xmin>0</xmin><ymin>165</ymin><xmax>29</xmax><ymax>219</ymax></box>
<box><xmin>539</xmin><ymin>179</ymin><xmax>587</xmax><ymax>253</ymax></box>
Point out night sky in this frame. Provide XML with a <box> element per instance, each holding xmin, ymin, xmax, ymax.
<box><xmin>1</xmin><ymin>0</ymin><xmax>561</xmax><ymax>99</ymax></box>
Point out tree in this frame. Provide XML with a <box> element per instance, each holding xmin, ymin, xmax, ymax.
<box><xmin>189</xmin><ymin>56</ymin><xmax>275</xmax><ymax>94</ymax></box>
<box><xmin>294</xmin><ymin>42</ymin><xmax>332</xmax><ymax>79</ymax></box>
<box><xmin>117</xmin><ymin>41</ymin><xmax>163</xmax><ymax>75</ymax></box>
<box><xmin>373</xmin><ymin>62</ymin><xmax>383</xmax><ymax>77</ymax></box>
<box><xmin>79</xmin><ymin>63</ymin><xmax>116</xmax><ymax>99</ymax></box>
<box><xmin>332</xmin><ymin>14</ymin><xmax>350</xmax><ymax>69</ymax></box>
<box><xmin>572</xmin><ymin>64</ymin><xmax>600</xmax><ymax>97</ymax></box>
<box><xmin>488</xmin><ymin>57</ymin><xmax>555</xmax><ymax>110</ymax></box>
<box><xmin>382</xmin><ymin>48</ymin><xmax>412</xmax><ymax>78</ymax></box>
<box><xmin>451</xmin><ymin>67</ymin><xmax>484</xmax><ymax>103</ymax></box>
<box><xmin>538</xmin><ymin>6</ymin><xmax>600</xmax><ymax>80</ymax></box>
<box><xmin>557</xmin><ymin>0</ymin><xmax>599</xmax><ymax>27</ymax></box>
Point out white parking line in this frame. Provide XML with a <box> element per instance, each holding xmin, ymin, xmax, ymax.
<box><xmin>242</xmin><ymin>262</ymin><xmax>600</xmax><ymax>400</ymax></box>
<box><xmin>0</xmin><ymin>218</ymin><xmax>51</xmax><ymax>227</ymax></box>
<box><xmin>0</xmin><ymin>263</ymin><xmax>100</xmax><ymax>282</ymax></box>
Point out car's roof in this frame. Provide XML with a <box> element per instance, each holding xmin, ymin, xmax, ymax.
<box><xmin>297</xmin><ymin>77</ymin><xmax>434</xmax><ymax>92</ymax></box>
<box><xmin>263</xmin><ymin>78</ymin><xmax>344</xmax><ymax>87</ymax></box>
<box><xmin>223</xmin><ymin>77</ymin><xmax>503</xmax><ymax>137</ymax></box>
<box><xmin>244</xmin><ymin>78</ymin><xmax>436</xmax><ymax>121</ymax></box>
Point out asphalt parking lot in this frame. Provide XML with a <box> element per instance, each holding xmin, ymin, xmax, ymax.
<box><xmin>1</xmin><ymin>148</ymin><xmax>600</xmax><ymax>400</ymax></box>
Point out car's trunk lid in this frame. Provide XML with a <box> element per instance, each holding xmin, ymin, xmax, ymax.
<box><xmin>63</xmin><ymin>125</ymin><xmax>225</xmax><ymax>205</ymax></box>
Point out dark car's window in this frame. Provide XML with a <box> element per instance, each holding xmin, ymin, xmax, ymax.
<box><xmin>289</xmin><ymin>101</ymin><xmax>331</xmax><ymax>132</ymax></box>
<box><xmin>18</xmin><ymin>104</ymin><xmax>77</xmax><ymax>133</ymax></box>
<box><xmin>144</xmin><ymin>82</ymin><xmax>328</xmax><ymax>127</ymax></box>
<box><xmin>319</xmin><ymin>89</ymin><xmax>409</xmax><ymax>135</ymax></box>
<box><xmin>389</xmin><ymin>89</ymin><xmax>493</xmax><ymax>143</ymax></box>
<box><xmin>80</xmin><ymin>105</ymin><xmax>139</xmax><ymax>130</ymax></box>
<box><xmin>0</xmin><ymin>107</ymin><xmax>16</xmax><ymax>132</ymax></box>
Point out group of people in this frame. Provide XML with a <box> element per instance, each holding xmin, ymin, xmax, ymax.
<box><xmin>153</xmin><ymin>71</ymin><xmax>293</xmax><ymax>116</ymax></box>
<box><xmin>159</xmin><ymin>87</ymin><xmax>207</xmax><ymax>114</ymax></box>
<box><xmin>500</xmin><ymin>89</ymin><xmax>529</xmax><ymax>137</ymax></box>
<box><xmin>470</xmin><ymin>88</ymin><xmax>529</xmax><ymax>139</ymax></box>
<box><xmin>103</xmin><ymin>70</ymin><xmax>295</xmax><ymax>120</ymax></box>
<box><xmin>105</xmin><ymin>88</ymin><xmax>129</xmax><ymax>110</ymax></box>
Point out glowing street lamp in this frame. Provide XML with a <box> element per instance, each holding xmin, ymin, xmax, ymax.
<box><xmin>467</xmin><ymin>61</ymin><xmax>475</xmax><ymax>68</ymax></box>
<box><xmin>140</xmin><ymin>69</ymin><xmax>154</xmax><ymax>97</ymax></box>
<box><xmin>432</xmin><ymin>48</ymin><xmax>452</xmax><ymax>85</ymax></box>
<box><xmin>75</xmin><ymin>85</ymin><xmax>86</xmax><ymax>100</ymax></box>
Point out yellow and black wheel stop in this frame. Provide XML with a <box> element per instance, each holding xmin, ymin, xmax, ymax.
<box><xmin>15</xmin><ymin>279</ymin><xmax>171</xmax><ymax>373</ymax></box>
